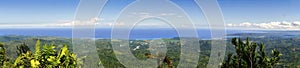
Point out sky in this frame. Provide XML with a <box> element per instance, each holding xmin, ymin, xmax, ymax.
<box><xmin>0</xmin><ymin>0</ymin><xmax>300</xmax><ymax>30</ymax></box>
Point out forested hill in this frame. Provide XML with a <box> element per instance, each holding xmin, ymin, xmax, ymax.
<box><xmin>0</xmin><ymin>34</ymin><xmax>299</xmax><ymax>67</ymax></box>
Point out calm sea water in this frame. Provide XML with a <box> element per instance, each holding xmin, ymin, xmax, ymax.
<box><xmin>0</xmin><ymin>28</ymin><xmax>261</xmax><ymax>39</ymax></box>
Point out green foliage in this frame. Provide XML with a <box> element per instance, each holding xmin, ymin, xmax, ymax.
<box><xmin>39</xmin><ymin>45</ymin><xmax>57</xmax><ymax>67</ymax></box>
<box><xmin>0</xmin><ymin>43</ymin><xmax>13</xmax><ymax>67</ymax></box>
<box><xmin>0</xmin><ymin>40</ymin><xmax>79</xmax><ymax>68</ymax></box>
<box><xmin>0</xmin><ymin>43</ymin><xmax>6</xmax><ymax>66</ymax></box>
<box><xmin>55</xmin><ymin>45</ymin><xmax>77</xmax><ymax>68</ymax></box>
<box><xmin>16</xmin><ymin>43</ymin><xmax>31</xmax><ymax>56</ymax></box>
<box><xmin>14</xmin><ymin>51</ymin><xmax>34</xmax><ymax>68</ymax></box>
<box><xmin>222</xmin><ymin>38</ymin><xmax>281</xmax><ymax>68</ymax></box>
<box><xmin>34</xmin><ymin>40</ymin><xmax>41</xmax><ymax>59</ymax></box>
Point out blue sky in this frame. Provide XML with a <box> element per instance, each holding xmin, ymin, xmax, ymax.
<box><xmin>0</xmin><ymin>0</ymin><xmax>300</xmax><ymax>29</ymax></box>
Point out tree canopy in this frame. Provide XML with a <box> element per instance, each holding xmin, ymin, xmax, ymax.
<box><xmin>222</xmin><ymin>38</ymin><xmax>281</xmax><ymax>68</ymax></box>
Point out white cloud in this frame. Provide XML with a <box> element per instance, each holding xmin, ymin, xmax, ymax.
<box><xmin>160</xmin><ymin>13</ymin><xmax>175</xmax><ymax>16</ymax></box>
<box><xmin>0</xmin><ymin>18</ymin><xmax>167</xmax><ymax>28</ymax></box>
<box><xmin>0</xmin><ymin>17</ymin><xmax>103</xmax><ymax>28</ymax></box>
<box><xmin>131</xmin><ymin>12</ymin><xmax>177</xmax><ymax>18</ymax></box>
<box><xmin>227</xmin><ymin>21</ymin><xmax>300</xmax><ymax>30</ymax></box>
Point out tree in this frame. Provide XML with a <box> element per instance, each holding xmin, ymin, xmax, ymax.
<box><xmin>0</xmin><ymin>43</ymin><xmax>6</xmax><ymax>66</ymax></box>
<box><xmin>222</xmin><ymin>38</ymin><xmax>281</xmax><ymax>68</ymax></box>
<box><xmin>13</xmin><ymin>40</ymin><xmax>78</xmax><ymax>68</ymax></box>
<box><xmin>16</xmin><ymin>43</ymin><xmax>31</xmax><ymax>56</ymax></box>
<box><xmin>0</xmin><ymin>43</ymin><xmax>13</xmax><ymax>67</ymax></box>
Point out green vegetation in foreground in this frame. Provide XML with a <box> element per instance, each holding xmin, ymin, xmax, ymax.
<box><xmin>0</xmin><ymin>40</ymin><xmax>78</xmax><ymax>68</ymax></box>
<box><xmin>222</xmin><ymin>38</ymin><xmax>281</xmax><ymax>68</ymax></box>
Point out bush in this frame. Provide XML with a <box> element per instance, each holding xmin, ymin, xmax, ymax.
<box><xmin>0</xmin><ymin>40</ymin><xmax>79</xmax><ymax>68</ymax></box>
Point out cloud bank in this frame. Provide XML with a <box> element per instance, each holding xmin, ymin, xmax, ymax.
<box><xmin>227</xmin><ymin>21</ymin><xmax>300</xmax><ymax>30</ymax></box>
<box><xmin>0</xmin><ymin>17</ymin><xmax>168</xmax><ymax>28</ymax></box>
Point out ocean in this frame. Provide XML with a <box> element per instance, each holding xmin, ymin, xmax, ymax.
<box><xmin>0</xmin><ymin>28</ymin><xmax>263</xmax><ymax>39</ymax></box>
